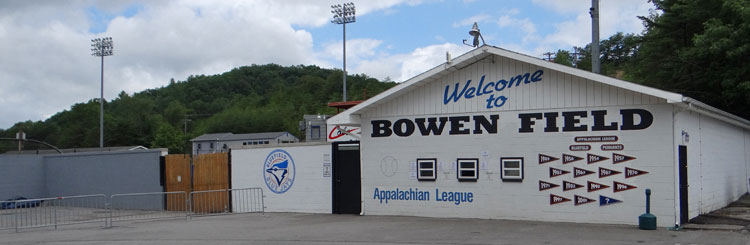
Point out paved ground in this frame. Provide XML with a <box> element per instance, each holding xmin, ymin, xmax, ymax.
<box><xmin>2</xmin><ymin>213</ymin><xmax>749</xmax><ymax>245</ymax></box>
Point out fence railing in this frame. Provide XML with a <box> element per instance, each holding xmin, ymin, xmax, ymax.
<box><xmin>1</xmin><ymin>189</ymin><xmax>264</xmax><ymax>232</ymax></box>
<box><xmin>110</xmin><ymin>191</ymin><xmax>189</xmax><ymax>227</ymax></box>
<box><xmin>190</xmin><ymin>188</ymin><xmax>264</xmax><ymax>218</ymax></box>
<box><xmin>0</xmin><ymin>194</ymin><xmax>107</xmax><ymax>232</ymax></box>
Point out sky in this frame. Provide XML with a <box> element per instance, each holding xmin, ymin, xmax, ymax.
<box><xmin>0</xmin><ymin>0</ymin><xmax>654</xmax><ymax>129</ymax></box>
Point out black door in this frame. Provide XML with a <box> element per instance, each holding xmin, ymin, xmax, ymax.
<box><xmin>679</xmin><ymin>145</ymin><xmax>688</xmax><ymax>224</ymax></box>
<box><xmin>332</xmin><ymin>142</ymin><xmax>361</xmax><ymax>214</ymax></box>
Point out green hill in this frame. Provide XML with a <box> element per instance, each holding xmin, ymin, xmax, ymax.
<box><xmin>0</xmin><ymin>64</ymin><xmax>396</xmax><ymax>153</ymax></box>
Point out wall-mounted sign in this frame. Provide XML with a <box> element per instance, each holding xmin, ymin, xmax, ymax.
<box><xmin>563</xmin><ymin>154</ymin><xmax>583</xmax><ymax>164</ymax></box>
<box><xmin>539</xmin><ymin>181</ymin><xmax>560</xmax><ymax>191</ymax></box>
<box><xmin>569</xmin><ymin>145</ymin><xmax>591</xmax><ymax>151</ymax></box>
<box><xmin>587</xmin><ymin>181</ymin><xmax>610</xmax><ymax>192</ymax></box>
<box><xmin>601</xmin><ymin>144</ymin><xmax>624</xmax><ymax>151</ymax></box>
<box><xmin>563</xmin><ymin>181</ymin><xmax>584</xmax><ymax>191</ymax></box>
<box><xmin>599</xmin><ymin>195</ymin><xmax>622</xmax><ymax>206</ymax></box>
<box><xmin>371</xmin><ymin>109</ymin><xmax>654</xmax><ymax>138</ymax></box>
<box><xmin>549</xmin><ymin>167</ymin><xmax>570</xmax><ymax>178</ymax></box>
<box><xmin>574</xmin><ymin>136</ymin><xmax>619</xmax><ymax>143</ymax></box>
<box><xmin>550</xmin><ymin>194</ymin><xmax>571</xmax><ymax>205</ymax></box>
<box><xmin>613</xmin><ymin>153</ymin><xmax>636</xmax><ymax>164</ymax></box>
<box><xmin>539</xmin><ymin>154</ymin><xmax>559</xmax><ymax>164</ymax></box>
<box><xmin>443</xmin><ymin>70</ymin><xmax>543</xmax><ymax>109</ymax></box>
<box><xmin>574</xmin><ymin>195</ymin><xmax>596</xmax><ymax>206</ymax></box>
<box><xmin>613</xmin><ymin>181</ymin><xmax>637</xmax><ymax>192</ymax></box>
<box><xmin>624</xmin><ymin>167</ymin><xmax>649</xmax><ymax>178</ymax></box>
<box><xmin>263</xmin><ymin>149</ymin><xmax>296</xmax><ymax>194</ymax></box>
<box><xmin>587</xmin><ymin>153</ymin><xmax>609</xmax><ymax>164</ymax></box>
<box><xmin>574</xmin><ymin>167</ymin><xmax>595</xmax><ymax>178</ymax></box>
<box><xmin>328</xmin><ymin>125</ymin><xmax>361</xmax><ymax>142</ymax></box>
<box><xmin>598</xmin><ymin>167</ymin><xmax>621</xmax><ymax>178</ymax></box>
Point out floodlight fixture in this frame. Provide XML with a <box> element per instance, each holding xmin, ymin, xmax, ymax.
<box><xmin>331</xmin><ymin>2</ymin><xmax>355</xmax><ymax>102</ymax></box>
<box><xmin>463</xmin><ymin>22</ymin><xmax>485</xmax><ymax>48</ymax></box>
<box><xmin>90</xmin><ymin>37</ymin><xmax>114</xmax><ymax>148</ymax></box>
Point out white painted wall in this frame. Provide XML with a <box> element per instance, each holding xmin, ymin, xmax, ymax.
<box><xmin>231</xmin><ymin>144</ymin><xmax>332</xmax><ymax>213</ymax></box>
<box><xmin>361</xmin><ymin>55</ymin><xmax>666</xmax><ymax>117</ymax></box>
<box><xmin>361</xmin><ymin>104</ymin><xmax>676</xmax><ymax>227</ymax></box>
<box><xmin>674</xmin><ymin>111</ymin><xmax>749</xmax><ymax>215</ymax></box>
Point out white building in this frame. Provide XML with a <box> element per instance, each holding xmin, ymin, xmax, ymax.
<box><xmin>230</xmin><ymin>46</ymin><xmax>750</xmax><ymax>227</ymax></box>
<box><xmin>191</xmin><ymin>132</ymin><xmax>298</xmax><ymax>155</ymax></box>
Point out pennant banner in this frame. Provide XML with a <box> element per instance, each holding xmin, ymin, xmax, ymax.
<box><xmin>624</xmin><ymin>167</ymin><xmax>649</xmax><ymax>178</ymax></box>
<box><xmin>613</xmin><ymin>153</ymin><xmax>636</xmax><ymax>164</ymax></box>
<box><xmin>575</xmin><ymin>195</ymin><xmax>596</xmax><ymax>206</ymax></box>
<box><xmin>550</xmin><ymin>194</ymin><xmax>571</xmax><ymax>205</ymax></box>
<box><xmin>539</xmin><ymin>181</ymin><xmax>560</xmax><ymax>191</ymax></box>
<box><xmin>613</xmin><ymin>181</ymin><xmax>637</xmax><ymax>192</ymax></box>
<box><xmin>539</xmin><ymin>154</ymin><xmax>560</xmax><ymax>164</ymax></box>
<box><xmin>599</xmin><ymin>195</ymin><xmax>622</xmax><ymax>206</ymax></box>
<box><xmin>587</xmin><ymin>153</ymin><xmax>609</xmax><ymax>164</ymax></box>
<box><xmin>563</xmin><ymin>181</ymin><xmax>584</xmax><ymax>191</ymax></box>
<box><xmin>574</xmin><ymin>167</ymin><xmax>595</xmax><ymax>178</ymax></box>
<box><xmin>563</xmin><ymin>154</ymin><xmax>584</xmax><ymax>164</ymax></box>
<box><xmin>550</xmin><ymin>167</ymin><xmax>570</xmax><ymax>178</ymax></box>
<box><xmin>598</xmin><ymin>167</ymin><xmax>621</xmax><ymax>178</ymax></box>
<box><xmin>587</xmin><ymin>181</ymin><xmax>610</xmax><ymax>192</ymax></box>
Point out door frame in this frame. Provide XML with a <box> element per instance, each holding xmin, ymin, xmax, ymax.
<box><xmin>331</xmin><ymin>141</ymin><xmax>361</xmax><ymax>214</ymax></box>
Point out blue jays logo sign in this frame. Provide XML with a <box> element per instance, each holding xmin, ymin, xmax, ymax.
<box><xmin>263</xmin><ymin>149</ymin><xmax>296</xmax><ymax>194</ymax></box>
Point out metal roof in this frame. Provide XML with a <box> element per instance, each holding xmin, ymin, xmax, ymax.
<box><xmin>191</xmin><ymin>132</ymin><xmax>293</xmax><ymax>142</ymax></box>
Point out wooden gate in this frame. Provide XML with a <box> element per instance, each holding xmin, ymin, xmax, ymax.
<box><xmin>165</xmin><ymin>154</ymin><xmax>191</xmax><ymax>211</ymax></box>
<box><xmin>192</xmin><ymin>152</ymin><xmax>230</xmax><ymax>213</ymax></box>
<box><xmin>164</xmin><ymin>152</ymin><xmax>230</xmax><ymax>213</ymax></box>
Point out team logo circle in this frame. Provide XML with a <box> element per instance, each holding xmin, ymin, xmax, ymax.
<box><xmin>263</xmin><ymin>149</ymin><xmax>296</xmax><ymax>194</ymax></box>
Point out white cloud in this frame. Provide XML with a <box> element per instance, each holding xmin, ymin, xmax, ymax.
<box><xmin>535</xmin><ymin>0</ymin><xmax>652</xmax><ymax>49</ymax></box>
<box><xmin>453</xmin><ymin>14</ymin><xmax>492</xmax><ymax>28</ymax></box>
<box><xmin>351</xmin><ymin>43</ymin><xmax>472</xmax><ymax>82</ymax></box>
<box><xmin>0</xmin><ymin>0</ymin><xmax>422</xmax><ymax>129</ymax></box>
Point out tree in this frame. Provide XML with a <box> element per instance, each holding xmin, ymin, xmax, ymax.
<box><xmin>633</xmin><ymin>0</ymin><xmax>750</xmax><ymax>119</ymax></box>
<box><xmin>151</xmin><ymin>123</ymin><xmax>185</xmax><ymax>154</ymax></box>
<box><xmin>553</xmin><ymin>50</ymin><xmax>574</xmax><ymax>67</ymax></box>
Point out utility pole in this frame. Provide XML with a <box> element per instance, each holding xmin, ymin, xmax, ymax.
<box><xmin>590</xmin><ymin>0</ymin><xmax>600</xmax><ymax>74</ymax></box>
<box><xmin>16</xmin><ymin>129</ymin><xmax>24</xmax><ymax>152</ymax></box>
<box><xmin>543</xmin><ymin>52</ymin><xmax>554</xmax><ymax>61</ymax></box>
<box><xmin>571</xmin><ymin>46</ymin><xmax>582</xmax><ymax>67</ymax></box>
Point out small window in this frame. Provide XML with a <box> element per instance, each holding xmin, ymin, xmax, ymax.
<box><xmin>253</xmin><ymin>141</ymin><xmax>258</xmax><ymax>145</ymax></box>
<box><xmin>416</xmin><ymin>158</ymin><xmax>437</xmax><ymax>181</ymax></box>
<box><xmin>501</xmin><ymin>157</ymin><xmax>524</xmax><ymax>181</ymax></box>
<box><xmin>209</xmin><ymin>143</ymin><xmax>214</xmax><ymax>149</ymax></box>
<box><xmin>456</xmin><ymin>158</ymin><xmax>478</xmax><ymax>181</ymax></box>
<box><xmin>264</xmin><ymin>141</ymin><xmax>269</xmax><ymax>144</ymax></box>
<box><xmin>311</xmin><ymin>125</ymin><xmax>321</xmax><ymax>140</ymax></box>
<box><xmin>242</xmin><ymin>142</ymin><xmax>247</xmax><ymax>146</ymax></box>
<box><xmin>197</xmin><ymin>144</ymin><xmax>202</xmax><ymax>150</ymax></box>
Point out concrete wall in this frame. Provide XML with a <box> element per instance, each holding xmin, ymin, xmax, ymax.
<box><xmin>675</xmin><ymin>110</ymin><xmax>750</xmax><ymax>218</ymax></box>
<box><xmin>0</xmin><ymin>155</ymin><xmax>45</xmax><ymax>200</ymax></box>
<box><xmin>231</xmin><ymin>143</ymin><xmax>332</xmax><ymax>213</ymax></box>
<box><xmin>43</xmin><ymin>150</ymin><xmax>163</xmax><ymax>197</ymax></box>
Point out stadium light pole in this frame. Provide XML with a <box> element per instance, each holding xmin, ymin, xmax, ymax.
<box><xmin>331</xmin><ymin>2</ymin><xmax>355</xmax><ymax>102</ymax></box>
<box><xmin>91</xmin><ymin>37</ymin><xmax>113</xmax><ymax>148</ymax></box>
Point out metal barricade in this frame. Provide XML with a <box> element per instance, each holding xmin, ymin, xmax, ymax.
<box><xmin>0</xmin><ymin>195</ymin><xmax>107</xmax><ymax>232</ymax></box>
<box><xmin>190</xmin><ymin>188</ymin><xmax>264</xmax><ymax>218</ymax></box>
<box><xmin>109</xmin><ymin>191</ymin><xmax>188</xmax><ymax>227</ymax></box>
